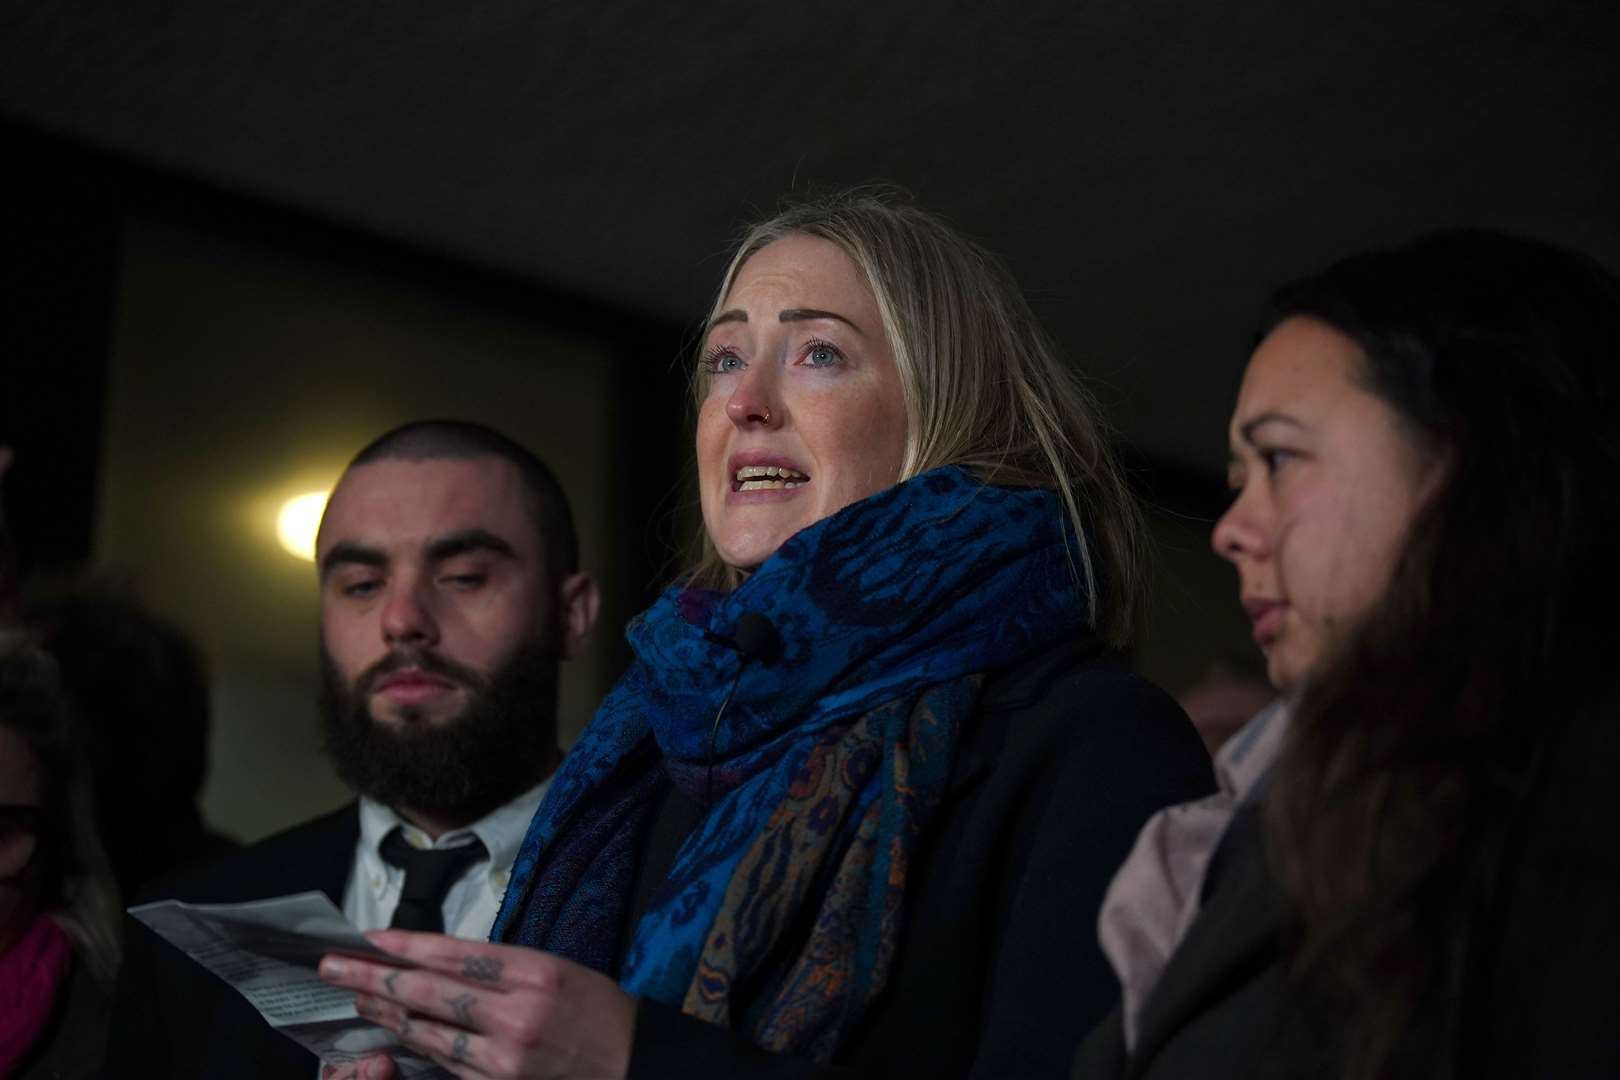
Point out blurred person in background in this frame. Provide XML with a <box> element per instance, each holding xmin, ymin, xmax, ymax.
<box><xmin>1079</xmin><ymin>230</ymin><xmax>1620</xmax><ymax>1079</ymax></box>
<box><xmin>28</xmin><ymin>589</ymin><xmax>239</xmax><ymax>900</ymax></box>
<box><xmin>2</xmin><ymin>442</ymin><xmax>237</xmax><ymax>900</ymax></box>
<box><xmin>318</xmin><ymin>188</ymin><xmax>1213</xmax><ymax>1079</ymax></box>
<box><xmin>1</xmin><ymin>634</ymin><xmax>122</xmax><ymax>1078</ymax></box>
<box><xmin>1176</xmin><ymin>658</ymin><xmax>1274</xmax><ymax>757</ymax></box>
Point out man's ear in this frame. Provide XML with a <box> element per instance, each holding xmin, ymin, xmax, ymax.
<box><xmin>555</xmin><ymin>571</ymin><xmax>602</xmax><ymax>661</ymax></box>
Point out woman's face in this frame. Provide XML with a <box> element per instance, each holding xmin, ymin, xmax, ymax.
<box><xmin>697</xmin><ymin>234</ymin><xmax>908</xmax><ymax>573</ymax></box>
<box><xmin>1213</xmin><ymin>316</ymin><xmax>1445</xmax><ymax>694</ymax></box>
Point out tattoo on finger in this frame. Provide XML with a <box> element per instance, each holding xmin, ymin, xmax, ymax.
<box><xmin>461</xmin><ymin>956</ymin><xmax>503</xmax><ymax>982</ymax></box>
<box><xmin>383</xmin><ymin>971</ymin><xmax>401</xmax><ymax>997</ymax></box>
<box><xmin>399</xmin><ymin>1015</ymin><xmax>415</xmax><ymax>1039</ymax></box>
<box><xmin>450</xmin><ymin>1033</ymin><xmax>472</xmax><ymax>1065</ymax></box>
<box><xmin>446</xmin><ymin>992</ymin><xmax>476</xmax><ymax>1025</ymax></box>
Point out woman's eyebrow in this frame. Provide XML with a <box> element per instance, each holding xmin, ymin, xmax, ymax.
<box><xmin>1238</xmin><ymin>412</ymin><xmax>1305</xmax><ymax>444</ymax></box>
<box><xmin>706</xmin><ymin>308</ymin><xmax>866</xmax><ymax>335</ymax></box>
<box><xmin>779</xmin><ymin>308</ymin><xmax>864</xmax><ymax>335</ymax></box>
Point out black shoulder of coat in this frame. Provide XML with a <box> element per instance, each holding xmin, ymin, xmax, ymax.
<box><xmin>966</xmin><ymin>635</ymin><xmax>1208</xmax><ymax>780</ymax></box>
<box><xmin>133</xmin><ymin>802</ymin><xmax>360</xmax><ymax>907</ymax></box>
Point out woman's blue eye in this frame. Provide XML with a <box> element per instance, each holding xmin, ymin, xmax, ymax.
<box><xmin>804</xmin><ymin>343</ymin><xmax>842</xmax><ymax>367</ymax></box>
<box><xmin>703</xmin><ymin>348</ymin><xmax>743</xmax><ymax>374</ymax></box>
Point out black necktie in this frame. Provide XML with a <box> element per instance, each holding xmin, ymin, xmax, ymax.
<box><xmin>379</xmin><ymin>827</ymin><xmax>488</xmax><ymax>933</ymax></box>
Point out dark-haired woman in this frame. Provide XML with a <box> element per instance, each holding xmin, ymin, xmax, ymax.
<box><xmin>1077</xmin><ymin>230</ymin><xmax>1620</xmax><ymax>1079</ymax></box>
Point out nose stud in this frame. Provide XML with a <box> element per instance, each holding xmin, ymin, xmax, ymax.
<box><xmin>762</xmin><ymin>407</ymin><xmax>771</xmax><ymax>423</ymax></box>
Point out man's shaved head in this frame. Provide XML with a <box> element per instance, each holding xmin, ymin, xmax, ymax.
<box><xmin>346</xmin><ymin>420</ymin><xmax>577</xmax><ymax>581</ymax></box>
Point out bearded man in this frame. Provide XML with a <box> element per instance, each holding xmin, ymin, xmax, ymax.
<box><xmin>106</xmin><ymin>421</ymin><xmax>599</xmax><ymax>1078</ymax></box>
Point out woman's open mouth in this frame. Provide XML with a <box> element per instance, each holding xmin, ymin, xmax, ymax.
<box><xmin>733</xmin><ymin>464</ymin><xmax>810</xmax><ymax>492</ymax></box>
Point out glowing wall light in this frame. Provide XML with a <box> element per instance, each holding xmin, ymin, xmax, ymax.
<box><xmin>276</xmin><ymin>491</ymin><xmax>329</xmax><ymax>561</ymax></box>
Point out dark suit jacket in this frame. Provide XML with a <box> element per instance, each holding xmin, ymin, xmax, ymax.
<box><xmin>103</xmin><ymin>804</ymin><xmax>360</xmax><ymax>1078</ymax></box>
<box><xmin>627</xmin><ymin>639</ymin><xmax>1216</xmax><ymax>1079</ymax></box>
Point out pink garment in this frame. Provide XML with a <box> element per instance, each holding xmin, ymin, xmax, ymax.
<box><xmin>1097</xmin><ymin>699</ymin><xmax>1289</xmax><ymax>1051</ymax></box>
<box><xmin>0</xmin><ymin>912</ymin><xmax>74</xmax><ymax>1074</ymax></box>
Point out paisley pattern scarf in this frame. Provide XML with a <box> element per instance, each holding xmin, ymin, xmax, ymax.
<box><xmin>492</xmin><ymin>466</ymin><xmax>1090</xmax><ymax>1062</ymax></box>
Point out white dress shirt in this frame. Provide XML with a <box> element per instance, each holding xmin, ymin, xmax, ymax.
<box><xmin>341</xmin><ymin>777</ymin><xmax>551</xmax><ymax>942</ymax></box>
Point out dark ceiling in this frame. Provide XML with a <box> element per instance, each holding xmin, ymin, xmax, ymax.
<box><xmin>2</xmin><ymin>0</ymin><xmax>1616</xmax><ymax>474</ymax></box>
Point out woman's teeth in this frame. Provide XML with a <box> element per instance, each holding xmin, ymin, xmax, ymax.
<box><xmin>735</xmin><ymin>465</ymin><xmax>809</xmax><ymax>491</ymax></box>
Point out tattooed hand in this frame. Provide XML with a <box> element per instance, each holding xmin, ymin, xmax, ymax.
<box><xmin>461</xmin><ymin>955</ymin><xmax>503</xmax><ymax>983</ymax></box>
<box><xmin>318</xmin><ymin>931</ymin><xmax>635</xmax><ymax>1079</ymax></box>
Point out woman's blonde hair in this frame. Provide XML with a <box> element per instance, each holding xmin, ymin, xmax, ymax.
<box><xmin>686</xmin><ymin>187</ymin><xmax>1147</xmax><ymax>647</ymax></box>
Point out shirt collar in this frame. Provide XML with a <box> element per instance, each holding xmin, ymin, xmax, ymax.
<box><xmin>458</xmin><ymin>776</ymin><xmax>552</xmax><ymax>876</ymax></box>
<box><xmin>357</xmin><ymin>774</ymin><xmax>553</xmax><ymax>880</ymax></box>
<box><xmin>1213</xmin><ymin>696</ymin><xmax>1291</xmax><ymax>804</ymax></box>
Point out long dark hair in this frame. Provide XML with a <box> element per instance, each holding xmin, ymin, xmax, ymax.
<box><xmin>1257</xmin><ymin>230</ymin><xmax>1620</xmax><ymax>1077</ymax></box>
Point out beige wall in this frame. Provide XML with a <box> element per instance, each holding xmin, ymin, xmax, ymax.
<box><xmin>97</xmin><ymin>216</ymin><xmax>622</xmax><ymax>842</ymax></box>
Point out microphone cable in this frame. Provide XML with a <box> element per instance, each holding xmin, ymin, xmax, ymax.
<box><xmin>702</xmin><ymin>612</ymin><xmax>783</xmax><ymax>807</ymax></box>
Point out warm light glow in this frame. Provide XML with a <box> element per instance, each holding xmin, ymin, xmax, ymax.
<box><xmin>276</xmin><ymin>491</ymin><xmax>329</xmax><ymax>561</ymax></box>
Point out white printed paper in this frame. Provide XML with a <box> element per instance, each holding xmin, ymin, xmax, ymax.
<box><xmin>130</xmin><ymin>891</ymin><xmax>449</xmax><ymax>1077</ymax></box>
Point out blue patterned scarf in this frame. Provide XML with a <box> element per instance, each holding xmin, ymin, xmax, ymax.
<box><xmin>491</xmin><ymin>466</ymin><xmax>1090</xmax><ymax>1062</ymax></box>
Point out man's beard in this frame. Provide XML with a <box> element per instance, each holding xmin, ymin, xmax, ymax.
<box><xmin>318</xmin><ymin>634</ymin><xmax>561</xmax><ymax>829</ymax></box>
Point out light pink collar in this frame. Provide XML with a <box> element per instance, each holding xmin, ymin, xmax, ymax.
<box><xmin>1097</xmin><ymin>699</ymin><xmax>1290</xmax><ymax>1050</ymax></box>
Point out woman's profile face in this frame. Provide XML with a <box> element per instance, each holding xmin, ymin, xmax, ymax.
<box><xmin>1213</xmin><ymin>316</ymin><xmax>1445</xmax><ymax>694</ymax></box>
<box><xmin>697</xmin><ymin>234</ymin><xmax>907</xmax><ymax>573</ymax></box>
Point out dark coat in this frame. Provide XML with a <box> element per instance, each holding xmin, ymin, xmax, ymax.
<box><xmin>101</xmin><ymin>804</ymin><xmax>359</xmax><ymax>1078</ymax></box>
<box><xmin>1070</xmin><ymin>804</ymin><xmax>1315</xmax><ymax>1080</ymax></box>
<box><xmin>628</xmin><ymin>639</ymin><xmax>1214</xmax><ymax>1079</ymax></box>
<box><xmin>1073</xmin><ymin>694</ymin><xmax>1620</xmax><ymax>1080</ymax></box>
